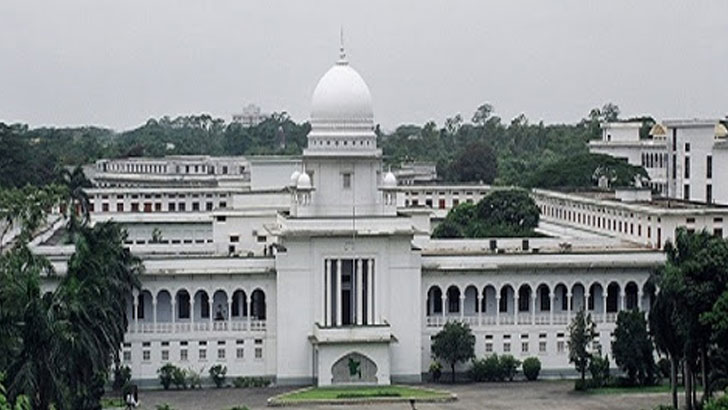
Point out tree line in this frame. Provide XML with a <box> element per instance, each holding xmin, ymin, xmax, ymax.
<box><xmin>1</xmin><ymin>102</ymin><xmax>649</xmax><ymax>190</ymax></box>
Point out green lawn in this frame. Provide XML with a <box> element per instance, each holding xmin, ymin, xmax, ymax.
<box><xmin>586</xmin><ymin>384</ymin><xmax>690</xmax><ymax>395</ymax></box>
<box><xmin>101</xmin><ymin>397</ymin><xmax>124</xmax><ymax>408</ymax></box>
<box><xmin>273</xmin><ymin>385</ymin><xmax>452</xmax><ymax>402</ymax></box>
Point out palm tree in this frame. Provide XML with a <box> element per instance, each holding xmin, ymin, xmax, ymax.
<box><xmin>57</xmin><ymin>166</ymin><xmax>92</xmax><ymax>238</ymax></box>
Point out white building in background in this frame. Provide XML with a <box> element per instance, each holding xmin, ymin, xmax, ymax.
<box><xmin>588</xmin><ymin>122</ymin><xmax>667</xmax><ymax>194</ymax></box>
<box><xmin>36</xmin><ymin>46</ymin><xmax>728</xmax><ymax>387</ymax></box>
<box><xmin>232</xmin><ymin>104</ymin><xmax>267</xmax><ymax>127</ymax></box>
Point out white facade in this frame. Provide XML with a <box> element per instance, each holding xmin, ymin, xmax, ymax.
<box><xmin>31</xmin><ymin>48</ymin><xmax>698</xmax><ymax>387</ymax></box>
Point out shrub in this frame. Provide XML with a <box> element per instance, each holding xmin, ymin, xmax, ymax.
<box><xmin>113</xmin><ymin>365</ymin><xmax>132</xmax><ymax>391</ymax></box>
<box><xmin>469</xmin><ymin>354</ymin><xmax>502</xmax><ymax>382</ymax></box>
<box><xmin>704</xmin><ymin>394</ymin><xmax>728</xmax><ymax>410</ymax></box>
<box><xmin>499</xmin><ymin>355</ymin><xmax>521</xmax><ymax>381</ymax></box>
<box><xmin>158</xmin><ymin>363</ymin><xmax>176</xmax><ymax>390</ymax></box>
<box><xmin>429</xmin><ymin>361</ymin><xmax>442</xmax><ymax>382</ymax></box>
<box><xmin>209</xmin><ymin>364</ymin><xmax>227</xmax><ymax>388</ymax></box>
<box><xmin>232</xmin><ymin>376</ymin><xmax>271</xmax><ymax>388</ymax></box>
<box><xmin>227</xmin><ymin>407</ymin><xmax>250</xmax><ymax>410</ymax></box>
<box><xmin>156</xmin><ymin>404</ymin><xmax>175</xmax><ymax>410</ymax></box>
<box><xmin>522</xmin><ymin>357</ymin><xmax>541</xmax><ymax>381</ymax></box>
<box><xmin>589</xmin><ymin>354</ymin><xmax>610</xmax><ymax>388</ymax></box>
<box><xmin>171</xmin><ymin>367</ymin><xmax>187</xmax><ymax>390</ymax></box>
<box><xmin>186</xmin><ymin>367</ymin><xmax>203</xmax><ymax>389</ymax></box>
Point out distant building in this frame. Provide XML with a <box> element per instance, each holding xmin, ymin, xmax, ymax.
<box><xmin>232</xmin><ymin>104</ymin><xmax>266</xmax><ymax>127</ymax></box>
<box><xmin>588</xmin><ymin>122</ymin><xmax>667</xmax><ymax>194</ymax></box>
<box><xmin>392</xmin><ymin>162</ymin><xmax>438</xmax><ymax>185</ymax></box>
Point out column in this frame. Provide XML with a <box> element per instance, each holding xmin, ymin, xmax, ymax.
<box><xmin>637</xmin><ymin>290</ymin><xmax>643</xmax><ymax>312</ymax></box>
<box><xmin>367</xmin><ymin>259</ymin><xmax>374</xmax><ymax>325</ymax></box>
<box><xmin>190</xmin><ymin>298</ymin><xmax>195</xmax><ymax>329</ymax></box>
<box><xmin>171</xmin><ymin>300</ymin><xmax>176</xmax><ymax>327</ymax></box>
<box><xmin>459</xmin><ymin>295</ymin><xmax>465</xmax><ymax>320</ymax></box>
<box><xmin>602</xmin><ymin>293</ymin><xmax>608</xmax><ymax>324</ymax></box>
<box><xmin>356</xmin><ymin>259</ymin><xmax>363</xmax><ymax>325</ymax></box>
<box><xmin>133</xmin><ymin>291</ymin><xmax>139</xmax><ymax>332</ymax></box>
<box><xmin>620</xmin><ymin>291</ymin><xmax>626</xmax><ymax>312</ymax></box>
<box><xmin>152</xmin><ymin>299</ymin><xmax>158</xmax><ymax>332</ymax></box>
<box><xmin>549</xmin><ymin>293</ymin><xmax>554</xmax><ymax>325</ymax></box>
<box><xmin>514</xmin><ymin>295</ymin><xmax>519</xmax><ymax>325</ymax></box>
<box><xmin>566</xmin><ymin>292</ymin><xmax>572</xmax><ymax>322</ymax></box>
<box><xmin>440</xmin><ymin>293</ymin><xmax>446</xmax><ymax>320</ymax></box>
<box><xmin>227</xmin><ymin>296</ymin><xmax>232</xmax><ymax>330</ymax></box>
<box><xmin>477</xmin><ymin>294</ymin><xmax>483</xmax><ymax>326</ymax></box>
<box><xmin>531</xmin><ymin>295</ymin><xmax>537</xmax><ymax>325</ymax></box>
<box><xmin>248</xmin><ymin>299</ymin><xmax>253</xmax><ymax>331</ymax></box>
<box><xmin>336</xmin><ymin>259</ymin><xmax>342</xmax><ymax>326</ymax></box>
<box><xmin>208</xmin><ymin>296</ymin><xmax>213</xmax><ymax>329</ymax></box>
<box><xmin>325</xmin><ymin>259</ymin><xmax>332</xmax><ymax>326</ymax></box>
<box><xmin>495</xmin><ymin>295</ymin><xmax>501</xmax><ymax>325</ymax></box>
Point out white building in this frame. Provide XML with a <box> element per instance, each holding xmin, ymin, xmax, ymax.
<box><xmin>32</xmin><ymin>47</ymin><xmax>697</xmax><ymax>387</ymax></box>
<box><xmin>232</xmin><ymin>104</ymin><xmax>267</xmax><ymax>127</ymax></box>
<box><xmin>588</xmin><ymin>122</ymin><xmax>667</xmax><ymax>194</ymax></box>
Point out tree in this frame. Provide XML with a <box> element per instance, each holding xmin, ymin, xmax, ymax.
<box><xmin>612</xmin><ymin>310</ymin><xmax>656</xmax><ymax>386</ymax></box>
<box><xmin>448</xmin><ymin>141</ymin><xmax>497</xmax><ymax>183</ymax></box>
<box><xmin>568</xmin><ymin>310</ymin><xmax>596</xmax><ymax>382</ymax></box>
<box><xmin>471</xmin><ymin>103</ymin><xmax>493</xmax><ymax>126</ymax></box>
<box><xmin>526</xmin><ymin>153</ymin><xmax>648</xmax><ymax>189</ymax></box>
<box><xmin>431</xmin><ymin>321</ymin><xmax>475</xmax><ymax>383</ymax></box>
<box><xmin>475</xmin><ymin>189</ymin><xmax>539</xmax><ymax>232</ymax></box>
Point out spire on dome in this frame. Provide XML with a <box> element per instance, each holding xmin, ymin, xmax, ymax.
<box><xmin>337</xmin><ymin>26</ymin><xmax>347</xmax><ymax>65</ymax></box>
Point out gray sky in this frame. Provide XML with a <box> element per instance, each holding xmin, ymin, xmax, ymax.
<box><xmin>1</xmin><ymin>0</ymin><xmax>726</xmax><ymax>132</ymax></box>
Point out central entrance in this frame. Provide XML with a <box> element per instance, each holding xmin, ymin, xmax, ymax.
<box><xmin>324</xmin><ymin>258</ymin><xmax>375</xmax><ymax>327</ymax></box>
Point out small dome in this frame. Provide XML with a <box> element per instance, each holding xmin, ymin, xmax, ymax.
<box><xmin>296</xmin><ymin>172</ymin><xmax>312</xmax><ymax>189</ymax></box>
<box><xmin>311</xmin><ymin>60</ymin><xmax>373</xmax><ymax>123</ymax></box>
<box><xmin>289</xmin><ymin>170</ymin><xmax>301</xmax><ymax>187</ymax></box>
<box><xmin>382</xmin><ymin>171</ymin><xmax>397</xmax><ymax>188</ymax></box>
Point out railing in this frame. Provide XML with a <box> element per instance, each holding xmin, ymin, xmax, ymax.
<box><xmin>517</xmin><ymin>314</ymin><xmax>531</xmax><ymax>324</ymax></box>
<box><xmin>606</xmin><ymin>313</ymin><xmax>618</xmax><ymax>323</ymax></box>
<box><xmin>424</xmin><ymin>311</ymin><xmax>621</xmax><ymax>328</ymax></box>
<box><xmin>552</xmin><ymin>313</ymin><xmax>569</xmax><ymax>325</ymax></box>
<box><xmin>535</xmin><ymin>314</ymin><xmax>550</xmax><ymax>325</ymax></box>
<box><xmin>129</xmin><ymin>319</ymin><xmax>266</xmax><ymax>334</ymax></box>
<box><xmin>499</xmin><ymin>316</ymin><xmax>515</xmax><ymax>325</ymax></box>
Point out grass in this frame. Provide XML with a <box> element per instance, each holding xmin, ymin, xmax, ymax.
<box><xmin>586</xmin><ymin>383</ymin><xmax>699</xmax><ymax>395</ymax></box>
<box><xmin>273</xmin><ymin>385</ymin><xmax>452</xmax><ymax>402</ymax></box>
<box><xmin>101</xmin><ymin>397</ymin><xmax>124</xmax><ymax>408</ymax></box>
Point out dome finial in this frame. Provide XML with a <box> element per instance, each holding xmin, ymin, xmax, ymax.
<box><xmin>338</xmin><ymin>26</ymin><xmax>347</xmax><ymax>65</ymax></box>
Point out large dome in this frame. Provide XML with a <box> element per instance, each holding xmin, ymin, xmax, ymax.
<box><xmin>310</xmin><ymin>57</ymin><xmax>373</xmax><ymax>122</ymax></box>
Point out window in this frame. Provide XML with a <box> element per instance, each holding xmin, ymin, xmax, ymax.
<box><xmin>180</xmin><ymin>349</ymin><xmax>188</xmax><ymax>361</ymax></box>
<box><xmin>236</xmin><ymin>348</ymin><xmax>244</xmax><ymax>359</ymax></box>
<box><xmin>216</xmin><ymin>216</ymin><xmax>226</xmax><ymax>222</ymax></box>
<box><xmin>522</xmin><ymin>342</ymin><xmax>529</xmax><ymax>353</ymax></box>
<box><xmin>557</xmin><ymin>341</ymin><xmax>565</xmax><ymax>353</ymax></box>
<box><xmin>142</xmin><ymin>350</ymin><xmax>150</xmax><ymax>361</ymax></box>
<box><xmin>485</xmin><ymin>342</ymin><xmax>493</xmax><ymax>353</ymax></box>
<box><xmin>539</xmin><ymin>341</ymin><xmax>547</xmax><ymax>353</ymax></box>
<box><xmin>192</xmin><ymin>202</ymin><xmax>200</xmax><ymax>211</ymax></box>
<box><xmin>503</xmin><ymin>343</ymin><xmax>511</xmax><ymax>353</ymax></box>
<box><xmin>229</xmin><ymin>235</ymin><xmax>239</xmax><ymax>243</ymax></box>
<box><xmin>178</xmin><ymin>202</ymin><xmax>186</xmax><ymax>211</ymax></box>
<box><xmin>707</xmin><ymin>155</ymin><xmax>713</xmax><ymax>179</ymax></box>
<box><xmin>199</xmin><ymin>349</ymin><xmax>207</xmax><ymax>360</ymax></box>
<box><xmin>684</xmin><ymin>184</ymin><xmax>690</xmax><ymax>200</ymax></box>
<box><xmin>685</xmin><ymin>142</ymin><xmax>691</xmax><ymax>152</ymax></box>
<box><xmin>219</xmin><ymin>201</ymin><xmax>227</xmax><ymax>208</ymax></box>
<box><xmin>206</xmin><ymin>202</ymin><xmax>213</xmax><ymax>211</ymax></box>
<box><xmin>342</xmin><ymin>173</ymin><xmax>351</xmax><ymax>189</ymax></box>
<box><xmin>131</xmin><ymin>203</ymin><xmax>139</xmax><ymax>212</ymax></box>
<box><xmin>255</xmin><ymin>348</ymin><xmax>263</xmax><ymax>359</ymax></box>
<box><xmin>685</xmin><ymin>157</ymin><xmax>690</xmax><ymax>179</ymax></box>
<box><xmin>257</xmin><ymin>235</ymin><xmax>266</xmax><ymax>243</ymax></box>
<box><xmin>102</xmin><ymin>203</ymin><xmax>109</xmax><ymax>212</ymax></box>
<box><xmin>715</xmin><ymin>228</ymin><xmax>724</xmax><ymax>238</ymax></box>
<box><xmin>707</xmin><ymin>184</ymin><xmax>713</xmax><ymax>204</ymax></box>
<box><xmin>137</xmin><ymin>294</ymin><xmax>145</xmax><ymax>319</ymax></box>
<box><xmin>217</xmin><ymin>349</ymin><xmax>225</xmax><ymax>360</ymax></box>
<box><xmin>162</xmin><ymin>350</ymin><xmax>169</xmax><ymax>361</ymax></box>
<box><xmin>168</xmin><ymin>203</ymin><xmax>176</xmax><ymax>212</ymax></box>
<box><xmin>123</xmin><ymin>351</ymin><xmax>131</xmax><ymax>362</ymax></box>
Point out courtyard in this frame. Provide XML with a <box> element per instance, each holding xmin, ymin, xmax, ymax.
<box><xmin>131</xmin><ymin>381</ymin><xmax>670</xmax><ymax>410</ymax></box>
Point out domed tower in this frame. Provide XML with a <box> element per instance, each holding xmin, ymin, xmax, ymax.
<box><xmin>292</xmin><ymin>43</ymin><xmax>394</xmax><ymax>217</ymax></box>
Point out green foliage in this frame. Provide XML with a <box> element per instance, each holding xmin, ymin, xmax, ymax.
<box><xmin>431</xmin><ymin>321</ymin><xmax>475</xmax><ymax>382</ymax></box>
<box><xmin>209</xmin><ymin>364</ymin><xmax>227</xmax><ymax>388</ymax></box>
<box><xmin>232</xmin><ymin>377</ymin><xmax>271</xmax><ymax>388</ymax></box>
<box><xmin>158</xmin><ymin>364</ymin><xmax>176</xmax><ymax>390</ymax></box>
<box><xmin>1</xmin><ymin>185</ymin><xmax>141</xmax><ymax>410</ymax></box>
<box><xmin>429</xmin><ymin>361</ymin><xmax>442</xmax><ymax>382</ymax></box>
<box><xmin>227</xmin><ymin>407</ymin><xmax>250</xmax><ymax>410</ymax></box>
<box><xmin>445</xmin><ymin>141</ymin><xmax>497</xmax><ymax>183</ymax></box>
<box><xmin>589</xmin><ymin>354</ymin><xmax>610</xmax><ymax>388</ymax></box>
<box><xmin>468</xmin><ymin>354</ymin><xmax>522</xmax><ymax>382</ymax></box>
<box><xmin>499</xmin><ymin>355</ymin><xmax>521</xmax><ymax>381</ymax></box>
<box><xmin>522</xmin><ymin>357</ymin><xmax>541</xmax><ymax>381</ymax></box>
<box><xmin>568</xmin><ymin>310</ymin><xmax>597</xmax><ymax>382</ymax></box>
<box><xmin>155</xmin><ymin>404</ymin><xmax>175</xmax><ymax>410</ymax></box>
<box><xmin>612</xmin><ymin>311</ymin><xmax>656</xmax><ymax>386</ymax></box>
<box><xmin>112</xmin><ymin>365</ymin><xmax>132</xmax><ymax>391</ymax></box>
<box><xmin>704</xmin><ymin>393</ymin><xmax>728</xmax><ymax>410</ymax></box>
<box><xmin>525</xmin><ymin>153</ymin><xmax>648</xmax><ymax>189</ymax></box>
<box><xmin>171</xmin><ymin>367</ymin><xmax>187</xmax><ymax>390</ymax></box>
<box><xmin>0</xmin><ymin>375</ymin><xmax>31</xmax><ymax>410</ymax></box>
<box><xmin>186</xmin><ymin>367</ymin><xmax>202</xmax><ymax>389</ymax></box>
<box><xmin>432</xmin><ymin>189</ymin><xmax>540</xmax><ymax>238</ymax></box>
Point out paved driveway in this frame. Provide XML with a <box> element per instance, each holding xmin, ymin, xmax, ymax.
<box><xmin>134</xmin><ymin>381</ymin><xmax>669</xmax><ymax>410</ymax></box>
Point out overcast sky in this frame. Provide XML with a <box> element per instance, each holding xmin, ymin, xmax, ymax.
<box><xmin>1</xmin><ymin>0</ymin><xmax>726</xmax><ymax>132</ymax></box>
